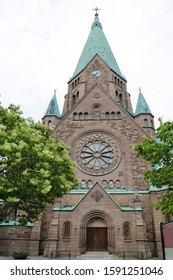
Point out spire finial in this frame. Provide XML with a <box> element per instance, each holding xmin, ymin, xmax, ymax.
<box><xmin>138</xmin><ymin>87</ymin><xmax>142</xmax><ymax>93</ymax></box>
<box><xmin>92</xmin><ymin>6</ymin><xmax>101</xmax><ymax>16</ymax></box>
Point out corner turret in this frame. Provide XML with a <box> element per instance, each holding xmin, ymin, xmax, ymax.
<box><xmin>135</xmin><ymin>88</ymin><xmax>155</xmax><ymax>138</ymax></box>
<box><xmin>42</xmin><ymin>90</ymin><xmax>61</xmax><ymax>127</ymax></box>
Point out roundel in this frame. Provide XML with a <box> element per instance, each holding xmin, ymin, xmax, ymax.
<box><xmin>74</xmin><ymin>133</ymin><xmax>121</xmax><ymax>175</ymax></box>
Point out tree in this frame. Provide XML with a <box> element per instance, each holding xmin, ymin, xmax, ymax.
<box><xmin>0</xmin><ymin>103</ymin><xmax>78</xmax><ymax>224</ymax></box>
<box><xmin>134</xmin><ymin>119</ymin><xmax>173</xmax><ymax>214</ymax></box>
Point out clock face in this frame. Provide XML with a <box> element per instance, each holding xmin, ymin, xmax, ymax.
<box><xmin>92</xmin><ymin>69</ymin><xmax>102</xmax><ymax>77</ymax></box>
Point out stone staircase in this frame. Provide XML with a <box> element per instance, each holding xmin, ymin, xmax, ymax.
<box><xmin>74</xmin><ymin>251</ymin><xmax>117</xmax><ymax>260</ymax></box>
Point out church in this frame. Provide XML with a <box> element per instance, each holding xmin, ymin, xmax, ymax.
<box><xmin>0</xmin><ymin>10</ymin><xmax>167</xmax><ymax>259</ymax></box>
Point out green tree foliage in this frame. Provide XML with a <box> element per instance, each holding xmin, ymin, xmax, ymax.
<box><xmin>0</xmin><ymin>103</ymin><xmax>78</xmax><ymax>224</ymax></box>
<box><xmin>134</xmin><ymin>119</ymin><xmax>173</xmax><ymax>214</ymax></box>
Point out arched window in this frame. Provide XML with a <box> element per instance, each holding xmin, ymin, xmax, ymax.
<box><xmin>111</xmin><ymin>112</ymin><xmax>116</xmax><ymax>119</ymax></box>
<box><xmin>73</xmin><ymin>112</ymin><xmax>78</xmax><ymax>120</ymax></box>
<box><xmin>109</xmin><ymin>180</ymin><xmax>114</xmax><ymax>188</ymax></box>
<box><xmin>102</xmin><ymin>180</ymin><xmax>108</xmax><ymax>188</ymax></box>
<box><xmin>105</xmin><ymin>112</ymin><xmax>110</xmax><ymax>119</ymax></box>
<box><xmin>79</xmin><ymin>112</ymin><xmax>84</xmax><ymax>120</ymax></box>
<box><xmin>115</xmin><ymin>90</ymin><xmax>119</xmax><ymax>100</ymax></box>
<box><xmin>144</xmin><ymin>118</ymin><xmax>148</xmax><ymax>127</ymax></box>
<box><xmin>151</xmin><ymin>119</ymin><xmax>154</xmax><ymax>128</ymax></box>
<box><xmin>117</xmin><ymin>112</ymin><xmax>121</xmax><ymax>119</ymax></box>
<box><xmin>48</xmin><ymin>120</ymin><xmax>52</xmax><ymax>127</ymax></box>
<box><xmin>84</xmin><ymin>112</ymin><xmax>89</xmax><ymax>119</ymax></box>
<box><xmin>119</xmin><ymin>93</ymin><xmax>123</xmax><ymax>104</ymax></box>
<box><xmin>76</xmin><ymin>91</ymin><xmax>79</xmax><ymax>101</ymax></box>
<box><xmin>123</xmin><ymin>222</ymin><xmax>131</xmax><ymax>240</ymax></box>
<box><xmin>87</xmin><ymin>180</ymin><xmax>93</xmax><ymax>189</ymax></box>
<box><xmin>63</xmin><ymin>222</ymin><xmax>71</xmax><ymax>240</ymax></box>
<box><xmin>72</xmin><ymin>94</ymin><xmax>75</xmax><ymax>105</ymax></box>
<box><xmin>115</xmin><ymin>180</ymin><xmax>121</xmax><ymax>188</ymax></box>
<box><xmin>80</xmin><ymin>180</ymin><xmax>86</xmax><ymax>189</ymax></box>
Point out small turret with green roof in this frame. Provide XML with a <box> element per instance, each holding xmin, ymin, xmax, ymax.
<box><xmin>42</xmin><ymin>90</ymin><xmax>61</xmax><ymax>127</ymax></box>
<box><xmin>135</xmin><ymin>88</ymin><xmax>152</xmax><ymax>116</ymax></box>
<box><xmin>135</xmin><ymin>88</ymin><xmax>155</xmax><ymax>138</ymax></box>
<box><xmin>44</xmin><ymin>90</ymin><xmax>61</xmax><ymax>118</ymax></box>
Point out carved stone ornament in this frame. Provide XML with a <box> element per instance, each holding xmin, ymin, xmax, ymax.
<box><xmin>91</xmin><ymin>190</ymin><xmax>103</xmax><ymax>202</ymax></box>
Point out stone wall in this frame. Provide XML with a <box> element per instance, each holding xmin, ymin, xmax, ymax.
<box><xmin>0</xmin><ymin>225</ymin><xmax>32</xmax><ymax>256</ymax></box>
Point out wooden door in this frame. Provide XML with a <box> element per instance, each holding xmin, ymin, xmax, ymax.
<box><xmin>87</xmin><ymin>227</ymin><xmax>107</xmax><ymax>251</ymax></box>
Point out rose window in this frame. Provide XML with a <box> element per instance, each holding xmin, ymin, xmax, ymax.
<box><xmin>74</xmin><ymin>134</ymin><xmax>121</xmax><ymax>175</ymax></box>
<box><xmin>81</xmin><ymin>140</ymin><xmax>113</xmax><ymax>169</ymax></box>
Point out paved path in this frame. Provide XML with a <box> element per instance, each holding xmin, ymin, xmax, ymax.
<box><xmin>0</xmin><ymin>251</ymin><xmax>121</xmax><ymax>260</ymax></box>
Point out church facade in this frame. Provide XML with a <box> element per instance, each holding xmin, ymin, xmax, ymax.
<box><xmin>0</xmin><ymin>12</ymin><xmax>167</xmax><ymax>258</ymax></box>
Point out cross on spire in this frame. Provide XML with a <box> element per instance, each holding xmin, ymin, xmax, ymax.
<box><xmin>92</xmin><ymin>6</ymin><xmax>101</xmax><ymax>15</ymax></box>
<box><xmin>138</xmin><ymin>87</ymin><xmax>142</xmax><ymax>93</ymax></box>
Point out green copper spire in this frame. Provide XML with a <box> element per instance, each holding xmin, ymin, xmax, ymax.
<box><xmin>44</xmin><ymin>91</ymin><xmax>61</xmax><ymax>118</ymax></box>
<box><xmin>135</xmin><ymin>89</ymin><xmax>152</xmax><ymax>116</ymax></box>
<box><xmin>70</xmin><ymin>12</ymin><xmax>124</xmax><ymax>81</ymax></box>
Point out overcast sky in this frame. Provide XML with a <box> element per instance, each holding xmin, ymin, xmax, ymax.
<box><xmin>0</xmin><ymin>0</ymin><xmax>173</xmax><ymax>128</ymax></box>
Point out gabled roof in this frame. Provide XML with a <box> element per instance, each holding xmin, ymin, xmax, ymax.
<box><xmin>135</xmin><ymin>90</ymin><xmax>152</xmax><ymax>116</ymax></box>
<box><xmin>70</xmin><ymin>12</ymin><xmax>125</xmax><ymax>81</ymax></box>
<box><xmin>53</xmin><ymin>182</ymin><xmax>142</xmax><ymax>212</ymax></box>
<box><xmin>44</xmin><ymin>92</ymin><xmax>61</xmax><ymax>118</ymax></box>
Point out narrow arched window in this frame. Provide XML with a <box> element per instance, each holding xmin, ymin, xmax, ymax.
<box><xmin>115</xmin><ymin>180</ymin><xmax>121</xmax><ymax>188</ymax></box>
<box><xmin>63</xmin><ymin>222</ymin><xmax>71</xmax><ymax>240</ymax></box>
<box><xmin>87</xmin><ymin>180</ymin><xmax>93</xmax><ymax>189</ymax></box>
<box><xmin>48</xmin><ymin>120</ymin><xmax>52</xmax><ymax>127</ymax></box>
<box><xmin>123</xmin><ymin>222</ymin><xmax>131</xmax><ymax>240</ymax></box>
<box><xmin>72</xmin><ymin>94</ymin><xmax>75</xmax><ymax>105</ymax></box>
<box><xmin>102</xmin><ymin>180</ymin><xmax>108</xmax><ymax>188</ymax></box>
<box><xmin>144</xmin><ymin>118</ymin><xmax>148</xmax><ymax>127</ymax></box>
<box><xmin>73</xmin><ymin>112</ymin><xmax>78</xmax><ymax>120</ymax></box>
<box><xmin>111</xmin><ymin>112</ymin><xmax>116</xmax><ymax>119</ymax></box>
<box><xmin>117</xmin><ymin>112</ymin><xmax>121</xmax><ymax>119</ymax></box>
<box><xmin>105</xmin><ymin>112</ymin><xmax>110</xmax><ymax>119</ymax></box>
<box><xmin>119</xmin><ymin>93</ymin><xmax>123</xmax><ymax>104</ymax></box>
<box><xmin>80</xmin><ymin>180</ymin><xmax>86</xmax><ymax>189</ymax></box>
<box><xmin>79</xmin><ymin>112</ymin><xmax>84</xmax><ymax>120</ymax></box>
<box><xmin>109</xmin><ymin>180</ymin><xmax>114</xmax><ymax>188</ymax></box>
<box><xmin>84</xmin><ymin>112</ymin><xmax>89</xmax><ymax>119</ymax></box>
<box><xmin>76</xmin><ymin>91</ymin><xmax>79</xmax><ymax>101</ymax></box>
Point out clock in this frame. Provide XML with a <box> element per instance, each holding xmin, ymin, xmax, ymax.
<box><xmin>92</xmin><ymin>69</ymin><xmax>102</xmax><ymax>77</ymax></box>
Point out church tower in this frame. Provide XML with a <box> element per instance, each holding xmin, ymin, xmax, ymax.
<box><xmin>40</xmin><ymin>10</ymin><xmax>165</xmax><ymax>259</ymax></box>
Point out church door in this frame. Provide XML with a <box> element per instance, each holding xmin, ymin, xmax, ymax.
<box><xmin>87</xmin><ymin>227</ymin><xmax>107</xmax><ymax>251</ymax></box>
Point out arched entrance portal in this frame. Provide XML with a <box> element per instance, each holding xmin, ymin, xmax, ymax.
<box><xmin>80</xmin><ymin>210</ymin><xmax>115</xmax><ymax>253</ymax></box>
<box><xmin>87</xmin><ymin>217</ymin><xmax>107</xmax><ymax>251</ymax></box>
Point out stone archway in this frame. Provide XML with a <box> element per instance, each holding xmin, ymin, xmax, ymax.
<box><xmin>79</xmin><ymin>210</ymin><xmax>115</xmax><ymax>254</ymax></box>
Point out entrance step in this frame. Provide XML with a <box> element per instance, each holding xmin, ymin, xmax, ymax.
<box><xmin>75</xmin><ymin>251</ymin><xmax>116</xmax><ymax>260</ymax></box>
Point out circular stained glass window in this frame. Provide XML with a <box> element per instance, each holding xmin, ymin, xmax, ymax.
<box><xmin>81</xmin><ymin>140</ymin><xmax>113</xmax><ymax>169</ymax></box>
<box><xmin>74</xmin><ymin>134</ymin><xmax>121</xmax><ymax>175</ymax></box>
